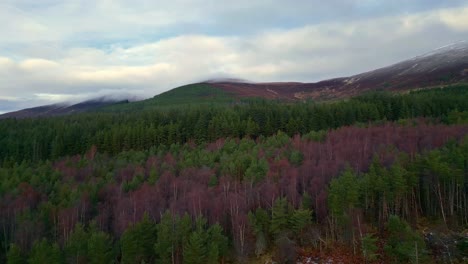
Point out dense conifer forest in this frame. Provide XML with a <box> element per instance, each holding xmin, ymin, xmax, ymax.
<box><xmin>1</xmin><ymin>85</ymin><xmax>468</xmax><ymax>263</ymax></box>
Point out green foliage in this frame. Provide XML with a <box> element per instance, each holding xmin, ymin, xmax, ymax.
<box><xmin>289</xmin><ymin>209</ymin><xmax>312</xmax><ymax>235</ymax></box>
<box><xmin>208</xmin><ymin>174</ymin><xmax>218</xmax><ymax>187</ymax></box>
<box><xmin>249</xmin><ymin>208</ymin><xmax>270</xmax><ymax>236</ymax></box>
<box><xmin>148</xmin><ymin>168</ymin><xmax>159</xmax><ymax>185</ymax></box>
<box><xmin>6</xmin><ymin>244</ymin><xmax>25</xmax><ymax>264</ymax></box>
<box><xmin>87</xmin><ymin>228</ymin><xmax>113</xmax><ymax>264</ymax></box>
<box><xmin>122</xmin><ymin>173</ymin><xmax>144</xmax><ymax>192</ymax></box>
<box><xmin>289</xmin><ymin>150</ymin><xmax>304</xmax><ymax>166</ymax></box>
<box><xmin>105</xmin><ymin>83</ymin><xmax>235</xmax><ymax>113</ymax></box>
<box><xmin>28</xmin><ymin>239</ymin><xmax>63</xmax><ymax>264</ymax></box>
<box><xmin>155</xmin><ymin>213</ymin><xmax>228</xmax><ymax>264</ymax></box>
<box><xmin>361</xmin><ymin>234</ymin><xmax>379</xmax><ymax>262</ymax></box>
<box><xmin>154</xmin><ymin>211</ymin><xmax>174</xmax><ymax>263</ymax></box>
<box><xmin>328</xmin><ymin>167</ymin><xmax>360</xmax><ymax>219</ymax></box>
<box><xmin>244</xmin><ymin>158</ymin><xmax>269</xmax><ymax>183</ymax></box>
<box><xmin>206</xmin><ymin>224</ymin><xmax>228</xmax><ymax>264</ymax></box>
<box><xmin>265</xmin><ymin>131</ymin><xmax>291</xmax><ymax>148</ymax></box>
<box><xmin>65</xmin><ymin>223</ymin><xmax>88</xmax><ymax>263</ymax></box>
<box><xmin>249</xmin><ymin>208</ymin><xmax>271</xmax><ymax>257</ymax></box>
<box><xmin>302</xmin><ymin>130</ymin><xmax>327</xmax><ymax>142</ymax></box>
<box><xmin>176</xmin><ymin>213</ymin><xmax>193</xmax><ymax>251</ymax></box>
<box><xmin>270</xmin><ymin>197</ymin><xmax>290</xmax><ymax>237</ymax></box>
<box><xmin>120</xmin><ymin>213</ymin><xmax>156</xmax><ymax>264</ymax></box>
<box><xmin>384</xmin><ymin>215</ymin><xmax>428</xmax><ymax>263</ymax></box>
<box><xmin>183</xmin><ymin>230</ymin><xmax>207</xmax><ymax>264</ymax></box>
<box><xmin>301</xmin><ymin>192</ymin><xmax>312</xmax><ymax>210</ymax></box>
<box><xmin>150</xmin><ymin>83</ymin><xmax>234</xmax><ymax>107</ymax></box>
<box><xmin>446</xmin><ymin>110</ymin><xmax>468</xmax><ymax>124</ymax></box>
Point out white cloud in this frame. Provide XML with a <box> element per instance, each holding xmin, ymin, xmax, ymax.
<box><xmin>19</xmin><ymin>58</ymin><xmax>60</xmax><ymax>70</ymax></box>
<box><xmin>34</xmin><ymin>93</ymin><xmax>78</xmax><ymax>102</ymax></box>
<box><xmin>0</xmin><ymin>57</ymin><xmax>15</xmax><ymax>67</ymax></box>
<box><xmin>439</xmin><ymin>7</ymin><xmax>468</xmax><ymax>31</ymax></box>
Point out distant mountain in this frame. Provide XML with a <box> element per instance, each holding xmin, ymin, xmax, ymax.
<box><xmin>0</xmin><ymin>98</ymin><xmax>130</xmax><ymax>119</ymax></box>
<box><xmin>2</xmin><ymin>41</ymin><xmax>467</xmax><ymax>118</ymax></box>
<box><xmin>209</xmin><ymin>41</ymin><xmax>468</xmax><ymax>100</ymax></box>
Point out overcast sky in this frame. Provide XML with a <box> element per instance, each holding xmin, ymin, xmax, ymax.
<box><xmin>1</xmin><ymin>1</ymin><xmax>468</xmax><ymax>113</ymax></box>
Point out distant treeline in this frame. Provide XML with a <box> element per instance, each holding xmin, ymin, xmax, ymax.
<box><xmin>1</xmin><ymin>85</ymin><xmax>468</xmax><ymax>163</ymax></box>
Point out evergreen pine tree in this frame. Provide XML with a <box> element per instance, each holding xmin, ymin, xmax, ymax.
<box><xmin>361</xmin><ymin>234</ymin><xmax>379</xmax><ymax>262</ymax></box>
<box><xmin>121</xmin><ymin>213</ymin><xmax>156</xmax><ymax>264</ymax></box>
<box><xmin>301</xmin><ymin>192</ymin><xmax>313</xmax><ymax>210</ymax></box>
<box><xmin>155</xmin><ymin>211</ymin><xmax>174</xmax><ymax>263</ymax></box>
<box><xmin>270</xmin><ymin>197</ymin><xmax>290</xmax><ymax>237</ymax></box>
<box><xmin>289</xmin><ymin>208</ymin><xmax>312</xmax><ymax>236</ymax></box>
<box><xmin>248</xmin><ymin>208</ymin><xmax>270</xmax><ymax>257</ymax></box>
<box><xmin>65</xmin><ymin>223</ymin><xmax>88</xmax><ymax>264</ymax></box>
<box><xmin>183</xmin><ymin>230</ymin><xmax>207</xmax><ymax>264</ymax></box>
<box><xmin>384</xmin><ymin>215</ymin><xmax>428</xmax><ymax>263</ymax></box>
<box><xmin>206</xmin><ymin>223</ymin><xmax>228</xmax><ymax>264</ymax></box>
<box><xmin>28</xmin><ymin>239</ymin><xmax>63</xmax><ymax>264</ymax></box>
<box><xmin>87</xmin><ymin>229</ymin><xmax>113</xmax><ymax>264</ymax></box>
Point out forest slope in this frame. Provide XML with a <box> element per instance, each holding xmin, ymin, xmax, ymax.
<box><xmin>0</xmin><ymin>83</ymin><xmax>468</xmax><ymax>263</ymax></box>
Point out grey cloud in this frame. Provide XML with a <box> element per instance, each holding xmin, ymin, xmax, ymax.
<box><xmin>1</xmin><ymin>0</ymin><xmax>467</xmax><ymax>49</ymax></box>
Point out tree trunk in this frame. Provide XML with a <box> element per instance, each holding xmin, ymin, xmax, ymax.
<box><xmin>437</xmin><ymin>183</ymin><xmax>447</xmax><ymax>226</ymax></box>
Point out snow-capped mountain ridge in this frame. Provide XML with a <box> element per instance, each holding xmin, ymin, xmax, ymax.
<box><xmin>210</xmin><ymin>41</ymin><xmax>468</xmax><ymax>101</ymax></box>
<box><xmin>347</xmin><ymin>41</ymin><xmax>468</xmax><ymax>81</ymax></box>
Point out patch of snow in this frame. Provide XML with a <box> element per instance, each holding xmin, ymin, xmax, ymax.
<box><xmin>361</xmin><ymin>41</ymin><xmax>468</xmax><ymax>78</ymax></box>
<box><xmin>397</xmin><ymin>63</ymin><xmax>420</xmax><ymax>76</ymax></box>
<box><xmin>266</xmin><ymin>88</ymin><xmax>278</xmax><ymax>95</ymax></box>
<box><xmin>343</xmin><ymin>77</ymin><xmax>360</xmax><ymax>85</ymax></box>
<box><xmin>415</xmin><ymin>40</ymin><xmax>468</xmax><ymax>59</ymax></box>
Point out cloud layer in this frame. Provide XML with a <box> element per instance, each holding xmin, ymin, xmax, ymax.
<box><xmin>0</xmin><ymin>1</ymin><xmax>468</xmax><ymax>112</ymax></box>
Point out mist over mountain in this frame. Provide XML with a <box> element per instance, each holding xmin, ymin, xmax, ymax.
<box><xmin>0</xmin><ymin>97</ymin><xmax>132</xmax><ymax>119</ymax></box>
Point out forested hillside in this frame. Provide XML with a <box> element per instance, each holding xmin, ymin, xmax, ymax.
<box><xmin>1</xmin><ymin>85</ymin><xmax>468</xmax><ymax>263</ymax></box>
<box><xmin>2</xmin><ymin>85</ymin><xmax>468</xmax><ymax>162</ymax></box>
